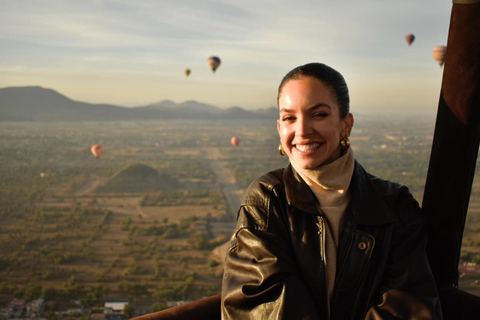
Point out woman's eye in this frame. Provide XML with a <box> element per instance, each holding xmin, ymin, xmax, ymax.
<box><xmin>313</xmin><ymin>112</ymin><xmax>328</xmax><ymax>118</ymax></box>
<box><xmin>282</xmin><ymin>116</ymin><xmax>295</xmax><ymax>121</ymax></box>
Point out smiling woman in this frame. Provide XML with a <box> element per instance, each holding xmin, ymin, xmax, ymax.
<box><xmin>277</xmin><ymin>75</ymin><xmax>353</xmax><ymax>169</ymax></box>
<box><xmin>221</xmin><ymin>63</ymin><xmax>443</xmax><ymax>319</ymax></box>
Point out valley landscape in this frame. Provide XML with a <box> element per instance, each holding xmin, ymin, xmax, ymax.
<box><xmin>1</xmin><ymin>88</ymin><xmax>480</xmax><ymax>318</ymax></box>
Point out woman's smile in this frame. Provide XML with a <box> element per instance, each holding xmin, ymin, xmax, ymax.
<box><xmin>294</xmin><ymin>142</ymin><xmax>322</xmax><ymax>153</ymax></box>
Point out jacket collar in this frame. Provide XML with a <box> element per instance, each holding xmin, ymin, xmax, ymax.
<box><xmin>284</xmin><ymin>161</ymin><xmax>396</xmax><ymax>226</ymax></box>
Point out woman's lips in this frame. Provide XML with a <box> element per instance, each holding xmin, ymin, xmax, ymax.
<box><xmin>294</xmin><ymin>143</ymin><xmax>321</xmax><ymax>152</ymax></box>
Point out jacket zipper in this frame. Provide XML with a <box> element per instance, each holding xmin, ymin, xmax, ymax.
<box><xmin>316</xmin><ymin>215</ymin><xmax>329</xmax><ymax>319</ymax></box>
<box><xmin>317</xmin><ymin>215</ymin><xmax>326</xmax><ymax>264</ymax></box>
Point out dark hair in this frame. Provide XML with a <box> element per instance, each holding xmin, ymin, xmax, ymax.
<box><xmin>277</xmin><ymin>62</ymin><xmax>350</xmax><ymax>118</ymax></box>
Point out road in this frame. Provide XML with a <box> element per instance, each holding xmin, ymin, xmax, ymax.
<box><xmin>203</xmin><ymin>147</ymin><xmax>243</xmax><ymax>237</ymax></box>
<box><xmin>204</xmin><ymin>147</ymin><xmax>243</xmax><ymax>220</ymax></box>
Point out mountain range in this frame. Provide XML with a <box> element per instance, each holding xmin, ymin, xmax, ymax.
<box><xmin>0</xmin><ymin>86</ymin><xmax>278</xmax><ymax>121</ymax></box>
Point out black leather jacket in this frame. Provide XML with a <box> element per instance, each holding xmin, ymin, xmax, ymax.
<box><xmin>221</xmin><ymin>161</ymin><xmax>443</xmax><ymax>319</ymax></box>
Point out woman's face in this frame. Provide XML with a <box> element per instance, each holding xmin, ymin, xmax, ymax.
<box><xmin>277</xmin><ymin>77</ymin><xmax>354</xmax><ymax>169</ymax></box>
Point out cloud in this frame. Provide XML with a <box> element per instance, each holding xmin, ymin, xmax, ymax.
<box><xmin>0</xmin><ymin>0</ymin><xmax>452</xmax><ymax>111</ymax></box>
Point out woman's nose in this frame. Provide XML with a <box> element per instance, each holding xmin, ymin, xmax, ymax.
<box><xmin>295</xmin><ymin>118</ymin><xmax>313</xmax><ymax>136</ymax></box>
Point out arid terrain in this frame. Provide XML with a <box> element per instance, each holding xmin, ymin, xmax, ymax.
<box><xmin>1</xmin><ymin>116</ymin><xmax>479</xmax><ymax>316</ymax></box>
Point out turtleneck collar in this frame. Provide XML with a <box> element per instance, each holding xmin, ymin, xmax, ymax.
<box><xmin>290</xmin><ymin>148</ymin><xmax>355</xmax><ymax>208</ymax></box>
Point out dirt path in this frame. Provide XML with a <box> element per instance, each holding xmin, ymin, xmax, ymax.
<box><xmin>203</xmin><ymin>147</ymin><xmax>243</xmax><ymax>221</ymax></box>
<box><xmin>202</xmin><ymin>147</ymin><xmax>244</xmax><ymax>259</ymax></box>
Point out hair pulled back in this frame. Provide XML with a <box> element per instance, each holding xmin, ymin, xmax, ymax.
<box><xmin>277</xmin><ymin>63</ymin><xmax>350</xmax><ymax>118</ymax></box>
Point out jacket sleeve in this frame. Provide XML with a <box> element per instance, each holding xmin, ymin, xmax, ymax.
<box><xmin>365</xmin><ymin>188</ymin><xmax>443</xmax><ymax>320</ymax></box>
<box><xmin>221</xmin><ymin>203</ymin><xmax>320</xmax><ymax>320</ymax></box>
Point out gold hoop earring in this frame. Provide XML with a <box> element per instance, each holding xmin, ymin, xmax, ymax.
<box><xmin>279</xmin><ymin>143</ymin><xmax>286</xmax><ymax>156</ymax></box>
<box><xmin>340</xmin><ymin>137</ymin><xmax>350</xmax><ymax>150</ymax></box>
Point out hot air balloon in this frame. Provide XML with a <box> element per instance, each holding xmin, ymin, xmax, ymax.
<box><xmin>405</xmin><ymin>33</ymin><xmax>415</xmax><ymax>46</ymax></box>
<box><xmin>231</xmin><ymin>136</ymin><xmax>240</xmax><ymax>147</ymax></box>
<box><xmin>207</xmin><ymin>56</ymin><xmax>221</xmax><ymax>73</ymax></box>
<box><xmin>432</xmin><ymin>45</ymin><xmax>447</xmax><ymax>67</ymax></box>
<box><xmin>184</xmin><ymin>68</ymin><xmax>191</xmax><ymax>77</ymax></box>
<box><xmin>91</xmin><ymin>144</ymin><xmax>103</xmax><ymax>158</ymax></box>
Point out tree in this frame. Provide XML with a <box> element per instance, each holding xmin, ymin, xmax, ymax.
<box><xmin>24</xmin><ymin>282</ymin><xmax>42</xmax><ymax>301</ymax></box>
<box><xmin>63</xmin><ymin>275</ymin><xmax>85</xmax><ymax>297</ymax></box>
<box><xmin>41</xmin><ymin>287</ymin><xmax>57</xmax><ymax>300</ymax></box>
<box><xmin>139</xmin><ymin>194</ymin><xmax>147</xmax><ymax>206</ymax></box>
<box><xmin>123</xmin><ymin>304</ymin><xmax>135</xmax><ymax>318</ymax></box>
<box><xmin>118</xmin><ymin>280</ymin><xmax>148</xmax><ymax>300</ymax></box>
<box><xmin>152</xmin><ymin>302</ymin><xmax>167</xmax><ymax>312</ymax></box>
<box><xmin>179</xmin><ymin>255</ymin><xmax>189</xmax><ymax>268</ymax></box>
<box><xmin>121</xmin><ymin>217</ymin><xmax>133</xmax><ymax>231</ymax></box>
<box><xmin>208</xmin><ymin>259</ymin><xmax>219</xmax><ymax>271</ymax></box>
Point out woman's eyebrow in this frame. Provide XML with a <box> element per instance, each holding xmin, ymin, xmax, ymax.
<box><xmin>310</xmin><ymin>103</ymin><xmax>331</xmax><ymax>111</ymax></box>
<box><xmin>280</xmin><ymin>104</ymin><xmax>331</xmax><ymax>113</ymax></box>
<box><xmin>279</xmin><ymin>107</ymin><xmax>294</xmax><ymax>113</ymax></box>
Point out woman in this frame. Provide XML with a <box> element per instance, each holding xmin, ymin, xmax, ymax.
<box><xmin>221</xmin><ymin>63</ymin><xmax>443</xmax><ymax>319</ymax></box>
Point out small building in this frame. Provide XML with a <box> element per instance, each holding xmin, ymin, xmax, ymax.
<box><xmin>459</xmin><ymin>262</ymin><xmax>480</xmax><ymax>276</ymax></box>
<box><xmin>26</xmin><ymin>298</ymin><xmax>45</xmax><ymax>317</ymax></box>
<box><xmin>5</xmin><ymin>298</ymin><xmax>26</xmax><ymax>319</ymax></box>
<box><xmin>104</xmin><ymin>301</ymin><xmax>129</xmax><ymax>313</ymax></box>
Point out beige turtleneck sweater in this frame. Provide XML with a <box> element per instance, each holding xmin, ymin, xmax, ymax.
<box><xmin>290</xmin><ymin>148</ymin><xmax>355</xmax><ymax>312</ymax></box>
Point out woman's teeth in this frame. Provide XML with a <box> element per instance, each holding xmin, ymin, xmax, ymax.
<box><xmin>296</xmin><ymin>143</ymin><xmax>320</xmax><ymax>152</ymax></box>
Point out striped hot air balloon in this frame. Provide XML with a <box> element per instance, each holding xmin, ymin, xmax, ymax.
<box><xmin>432</xmin><ymin>45</ymin><xmax>447</xmax><ymax>67</ymax></box>
<box><xmin>207</xmin><ymin>56</ymin><xmax>221</xmax><ymax>73</ymax></box>
<box><xmin>405</xmin><ymin>33</ymin><xmax>415</xmax><ymax>46</ymax></box>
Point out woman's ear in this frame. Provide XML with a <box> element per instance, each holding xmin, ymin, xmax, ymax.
<box><xmin>343</xmin><ymin>113</ymin><xmax>354</xmax><ymax>136</ymax></box>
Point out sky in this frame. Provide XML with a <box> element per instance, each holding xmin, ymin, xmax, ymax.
<box><xmin>0</xmin><ymin>0</ymin><xmax>452</xmax><ymax>113</ymax></box>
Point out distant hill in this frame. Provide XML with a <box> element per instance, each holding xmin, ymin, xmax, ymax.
<box><xmin>140</xmin><ymin>100</ymin><xmax>222</xmax><ymax>113</ymax></box>
<box><xmin>253</xmin><ymin>107</ymin><xmax>278</xmax><ymax>118</ymax></box>
<box><xmin>0</xmin><ymin>86</ymin><xmax>133</xmax><ymax>121</ymax></box>
<box><xmin>92</xmin><ymin>164</ymin><xmax>180</xmax><ymax>194</ymax></box>
<box><xmin>0</xmin><ymin>86</ymin><xmax>277</xmax><ymax>121</ymax></box>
